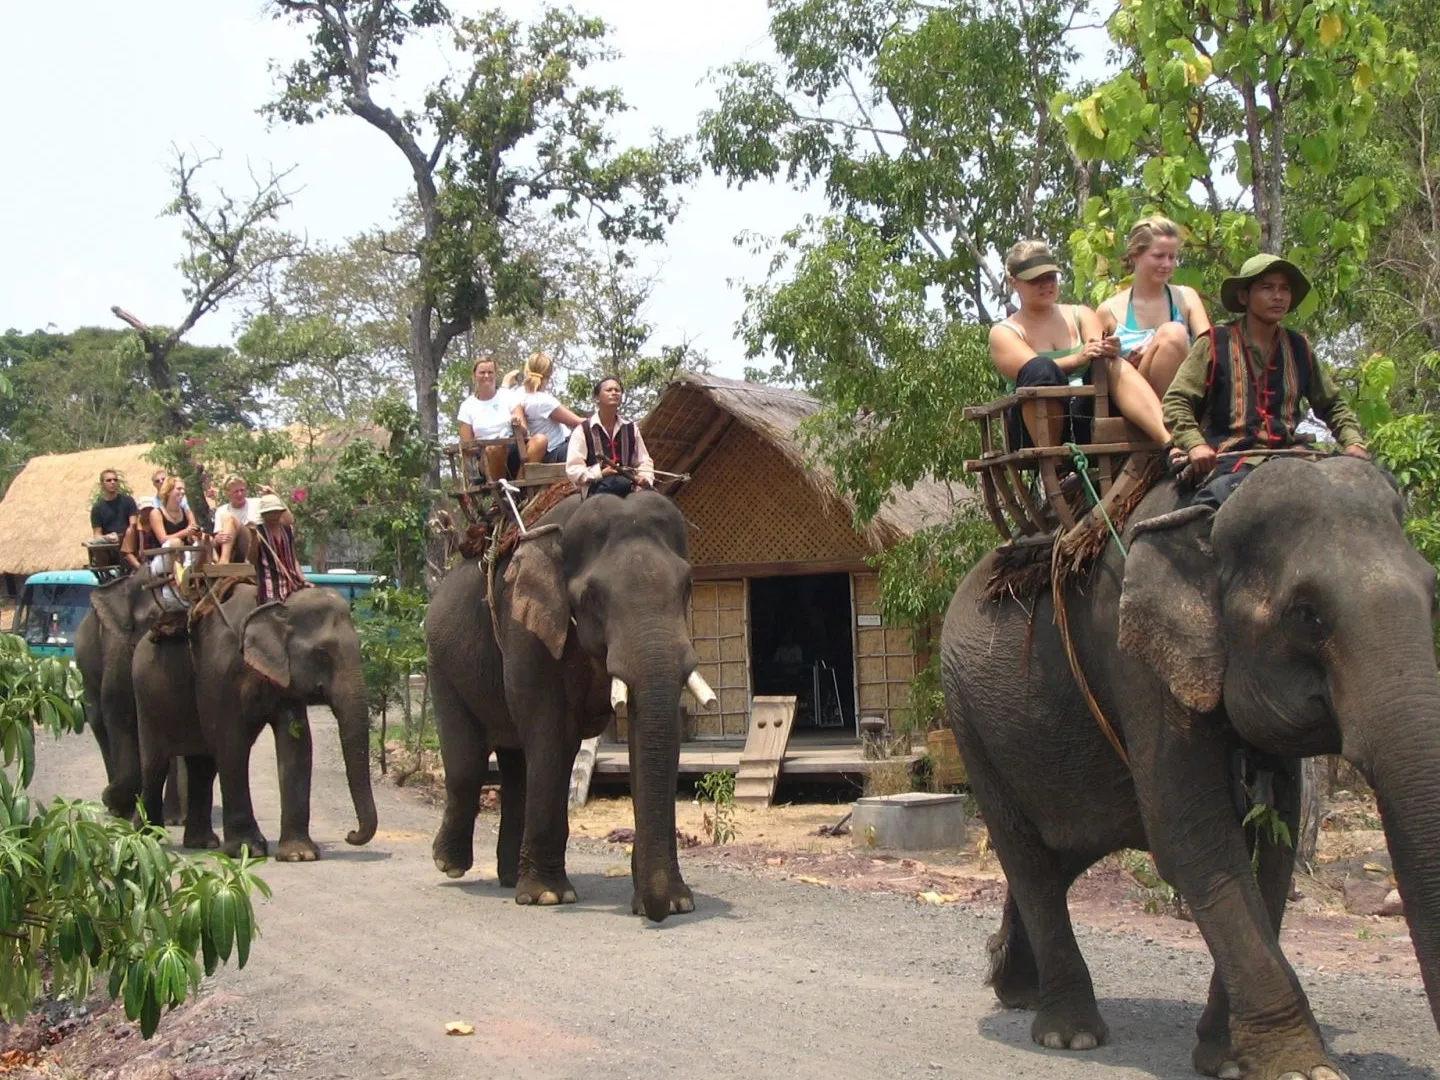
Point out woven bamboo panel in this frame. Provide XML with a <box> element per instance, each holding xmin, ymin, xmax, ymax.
<box><xmin>852</xmin><ymin>571</ymin><xmax>918</xmax><ymax>729</ymax></box>
<box><xmin>688</xmin><ymin>580</ymin><xmax>749</xmax><ymax>738</ymax></box>
<box><xmin>676</xmin><ymin>426</ymin><xmax>872</xmax><ymax>567</ymax></box>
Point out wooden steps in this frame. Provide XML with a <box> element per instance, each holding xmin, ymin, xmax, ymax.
<box><xmin>733</xmin><ymin>695</ymin><xmax>798</xmax><ymax>808</ymax></box>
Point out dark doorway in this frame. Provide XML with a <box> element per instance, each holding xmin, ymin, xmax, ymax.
<box><xmin>749</xmin><ymin>573</ymin><xmax>854</xmax><ymax>736</ymax></box>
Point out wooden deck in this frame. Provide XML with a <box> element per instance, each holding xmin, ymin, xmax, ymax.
<box><xmin>593</xmin><ymin>736</ymin><xmax>923</xmax><ymax>781</ymax></box>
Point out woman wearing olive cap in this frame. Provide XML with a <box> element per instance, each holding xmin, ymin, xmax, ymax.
<box><xmin>1162</xmin><ymin>253</ymin><xmax>1369</xmax><ymax>505</ymax></box>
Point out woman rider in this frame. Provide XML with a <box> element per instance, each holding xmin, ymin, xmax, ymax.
<box><xmin>1099</xmin><ymin>215</ymin><xmax>1211</xmax><ymax>396</ymax></box>
<box><xmin>988</xmin><ymin>239</ymin><xmax>1172</xmax><ymax>451</ymax></box>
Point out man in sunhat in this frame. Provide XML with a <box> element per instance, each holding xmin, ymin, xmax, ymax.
<box><xmin>253</xmin><ymin>493</ymin><xmax>308</xmax><ymax>604</ymax></box>
<box><xmin>1162</xmin><ymin>253</ymin><xmax>1368</xmax><ymax>505</ymax></box>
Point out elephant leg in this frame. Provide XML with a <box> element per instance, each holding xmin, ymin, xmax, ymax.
<box><xmin>431</xmin><ymin>676</ymin><xmax>488</xmax><ymax>879</ymax></box>
<box><xmin>495</xmin><ymin>747</ymin><xmax>525</xmax><ymax>888</ymax></box>
<box><xmin>1135</xmin><ymin>720</ymin><xmax>1330</xmax><ymax>1078</ymax></box>
<box><xmin>137</xmin><ymin>736</ymin><xmax>171</xmax><ymax>832</ymax></box>
<box><xmin>987</xmin><ymin>892</ymin><xmax>1041</xmax><ymax>1009</ymax></box>
<box><xmin>181</xmin><ymin>755</ymin><xmax>220</xmax><ymax>850</ymax></box>
<box><xmin>161</xmin><ymin>759</ymin><xmax>185</xmax><ymax>826</ymax></box>
<box><xmin>272</xmin><ymin>707</ymin><xmax>319</xmax><ymax>863</ymax></box>
<box><xmin>1193</xmin><ymin>758</ymin><xmax>1303</xmax><ymax>1080</ymax></box>
<box><xmin>207</xmin><ymin>694</ymin><xmax>268</xmax><ymax>859</ymax></box>
<box><xmin>101</xmin><ymin>686</ymin><xmax>141</xmax><ymax>818</ymax></box>
<box><xmin>963</xmin><ymin>735</ymin><xmax>1103</xmax><ymax>1048</ymax></box>
<box><xmin>515</xmin><ymin>715</ymin><xmax>580</xmax><ymax>907</ymax></box>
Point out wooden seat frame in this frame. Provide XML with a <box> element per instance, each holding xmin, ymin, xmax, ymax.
<box><xmin>964</xmin><ymin>360</ymin><xmax>1160</xmax><ymax>543</ymax></box>
<box><xmin>442</xmin><ymin>439</ymin><xmax>571</xmax><ymax>526</ymax></box>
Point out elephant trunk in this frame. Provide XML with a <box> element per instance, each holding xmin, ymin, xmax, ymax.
<box><xmin>624</xmin><ymin>645</ymin><xmax>685</xmax><ymax>923</ymax></box>
<box><xmin>331</xmin><ymin>665</ymin><xmax>378</xmax><ymax>847</ymax></box>
<box><xmin>1344</xmin><ymin>640</ymin><xmax>1440</xmax><ymax>1033</ymax></box>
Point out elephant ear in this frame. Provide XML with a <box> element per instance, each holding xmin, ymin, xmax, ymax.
<box><xmin>91</xmin><ymin>578</ymin><xmax>135</xmax><ymax>636</ymax></box>
<box><xmin>1117</xmin><ymin>504</ymin><xmax>1225</xmax><ymax>713</ymax></box>
<box><xmin>241</xmin><ymin>601</ymin><xmax>292</xmax><ymax>689</ymax></box>
<box><xmin>502</xmin><ymin>529</ymin><xmax>568</xmax><ymax>661</ymax></box>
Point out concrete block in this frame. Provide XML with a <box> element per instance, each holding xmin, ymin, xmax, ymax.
<box><xmin>851</xmin><ymin>791</ymin><xmax>967</xmax><ymax>851</ymax></box>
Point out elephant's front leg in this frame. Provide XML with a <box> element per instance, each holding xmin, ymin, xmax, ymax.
<box><xmin>204</xmin><ymin>687</ymin><xmax>269</xmax><ymax>858</ymax></box>
<box><xmin>1137</xmin><ymin>719</ymin><xmax>1333</xmax><ymax>1079</ymax></box>
<box><xmin>272</xmin><ymin>706</ymin><xmax>320</xmax><ymax>862</ymax></box>
<box><xmin>513</xmin><ymin>692</ymin><xmax>580</xmax><ymax>906</ymax></box>
<box><xmin>181</xmin><ymin>755</ymin><xmax>220</xmax><ymax>850</ymax></box>
<box><xmin>1193</xmin><ymin>758</ymin><xmax>1304</xmax><ymax>1080</ymax></box>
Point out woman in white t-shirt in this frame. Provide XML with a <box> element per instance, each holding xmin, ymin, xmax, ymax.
<box><xmin>511</xmin><ymin>352</ymin><xmax>584</xmax><ymax>466</ymax></box>
<box><xmin>457</xmin><ymin>355</ymin><xmax>521</xmax><ymax>480</ymax></box>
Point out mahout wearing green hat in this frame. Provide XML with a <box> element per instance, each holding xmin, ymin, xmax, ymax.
<box><xmin>1219</xmin><ymin>253</ymin><xmax>1311</xmax><ymax>315</ymax></box>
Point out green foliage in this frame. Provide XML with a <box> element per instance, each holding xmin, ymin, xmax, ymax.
<box><xmin>0</xmin><ymin>635</ymin><xmax>267</xmax><ymax>1036</ymax></box>
<box><xmin>1060</xmin><ymin>0</ymin><xmax>1417</xmax><ymax>314</ymax></box>
<box><xmin>332</xmin><ymin>401</ymin><xmax>437</xmax><ymax>587</ymax></box>
<box><xmin>147</xmin><ymin>427</ymin><xmax>297</xmax><ymax>495</ymax></box>
<box><xmin>1243</xmin><ymin>802</ymin><xmax>1294</xmax><ymax>873</ymax></box>
<box><xmin>355</xmin><ymin>587</ymin><xmax>429</xmax><ymax>775</ymax></box>
<box><xmin>694</xmin><ymin>771</ymin><xmax>737</xmax><ymax>845</ymax></box>
<box><xmin>1355</xmin><ymin>354</ymin><xmax>1440</xmax><ymax>567</ymax></box>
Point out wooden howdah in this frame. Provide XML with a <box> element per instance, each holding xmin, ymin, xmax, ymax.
<box><xmin>963</xmin><ymin>359</ymin><xmax>1161</xmax><ymax>545</ymax></box>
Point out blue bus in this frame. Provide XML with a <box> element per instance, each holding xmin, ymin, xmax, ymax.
<box><xmin>12</xmin><ymin>568</ymin><xmax>386</xmax><ymax>658</ymax></box>
<box><xmin>13</xmin><ymin>569</ymin><xmax>100</xmax><ymax>658</ymax></box>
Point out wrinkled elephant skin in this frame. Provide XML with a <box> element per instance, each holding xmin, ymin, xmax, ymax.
<box><xmin>943</xmin><ymin>457</ymin><xmax>1440</xmax><ymax>1078</ymax></box>
<box><xmin>427</xmin><ymin>490</ymin><xmax>700</xmax><ymax>922</ymax></box>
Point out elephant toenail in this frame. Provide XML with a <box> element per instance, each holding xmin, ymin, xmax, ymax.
<box><xmin>515</xmin><ymin>892</ymin><xmax>534</xmax><ymax>905</ymax></box>
<box><xmin>1277</xmin><ymin>1073</ymin><xmax>1307</xmax><ymax>1080</ymax></box>
<box><xmin>1218</xmin><ymin>1064</ymin><xmax>1240</xmax><ymax>1080</ymax></box>
<box><xmin>562</xmin><ymin>889</ymin><xmax>577</xmax><ymax>903</ymax></box>
<box><xmin>1068</xmin><ymin>1033</ymin><xmax>1097</xmax><ymax>1051</ymax></box>
<box><xmin>445</xmin><ymin>868</ymin><xmax>465</xmax><ymax>879</ymax></box>
<box><xmin>1312</xmin><ymin>1070</ymin><xmax>1345</xmax><ymax>1080</ymax></box>
<box><xmin>539</xmin><ymin>890</ymin><xmax>560</xmax><ymax>904</ymax></box>
<box><xmin>1041</xmin><ymin>1032</ymin><xmax>1065</xmax><ymax>1049</ymax></box>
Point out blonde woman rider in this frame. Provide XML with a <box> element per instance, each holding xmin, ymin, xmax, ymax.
<box><xmin>510</xmin><ymin>352</ymin><xmax>585</xmax><ymax>466</ymax></box>
<box><xmin>1099</xmin><ymin>215</ymin><xmax>1211</xmax><ymax>396</ymax></box>
<box><xmin>988</xmin><ymin>239</ymin><xmax>1171</xmax><ymax>450</ymax></box>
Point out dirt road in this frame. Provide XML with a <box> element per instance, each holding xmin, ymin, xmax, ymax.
<box><xmin>28</xmin><ymin>713</ymin><xmax>1440</xmax><ymax>1080</ymax></box>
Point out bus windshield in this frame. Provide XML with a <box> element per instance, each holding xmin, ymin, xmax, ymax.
<box><xmin>16</xmin><ymin>584</ymin><xmax>93</xmax><ymax>647</ymax></box>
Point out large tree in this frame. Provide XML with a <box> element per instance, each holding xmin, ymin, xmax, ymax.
<box><xmin>111</xmin><ymin>149</ymin><xmax>301</xmax><ymax>528</ymax></box>
<box><xmin>264</xmin><ymin>0</ymin><xmax>695</xmax><ymax>455</ymax></box>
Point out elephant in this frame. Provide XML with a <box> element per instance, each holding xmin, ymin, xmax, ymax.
<box><xmin>131</xmin><ymin>582</ymin><xmax>377</xmax><ymax>860</ymax></box>
<box><xmin>942</xmin><ymin>456</ymin><xmax>1440</xmax><ymax>1079</ymax></box>
<box><xmin>76</xmin><ymin>572</ymin><xmax>182</xmax><ymax>822</ymax></box>
<box><xmin>426</xmin><ymin>489</ymin><xmax>715</xmax><ymax>921</ymax></box>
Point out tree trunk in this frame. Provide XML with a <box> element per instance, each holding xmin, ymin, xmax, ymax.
<box><xmin>1295</xmin><ymin>756</ymin><xmax>1324</xmax><ymax>873</ymax></box>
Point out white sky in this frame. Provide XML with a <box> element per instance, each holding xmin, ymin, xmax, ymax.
<box><xmin>0</xmin><ymin>1</ymin><xmax>828</xmax><ymax>379</ymax></box>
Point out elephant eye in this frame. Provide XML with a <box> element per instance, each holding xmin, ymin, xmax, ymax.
<box><xmin>1286</xmin><ymin>599</ymin><xmax>1326</xmax><ymax>639</ymax></box>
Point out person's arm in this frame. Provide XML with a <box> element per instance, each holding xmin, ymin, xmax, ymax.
<box><xmin>1161</xmin><ymin>336</ymin><xmax>1216</xmax><ymax>453</ymax></box>
<box><xmin>1072</xmin><ymin>306</ymin><xmax>1120</xmax><ymax>373</ymax></box>
<box><xmin>123</xmin><ymin>497</ymin><xmax>138</xmax><ymax>536</ymax></box>
<box><xmin>146</xmin><ymin>507</ymin><xmax>166</xmax><ymax>547</ymax></box>
<box><xmin>565</xmin><ymin>424</ymin><xmax>601</xmax><ymax>486</ymax></box>
<box><xmin>550</xmin><ymin>405</ymin><xmax>584</xmax><ymax>428</ymax></box>
<box><xmin>631</xmin><ymin>426</ymin><xmax>655</xmax><ymax>487</ymax></box>
<box><xmin>988</xmin><ymin>323</ymin><xmax>1034</xmax><ymax>382</ymax></box>
<box><xmin>91</xmin><ymin>502</ymin><xmax>106</xmax><ymax>539</ymax></box>
<box><xmin>1181</xmin><ymin>285</ymin><xmax>1212</xmax><ymax>337</ymax></box>
<box><xmin>1307</xmin><ymin>356</ymin><xmax>1369</xmax><ymax>455</ymax></box>
<box><xmin>1098</xmin><ymin>292</ymin><xmax>1122</xmax><ymax>336</ymax></box>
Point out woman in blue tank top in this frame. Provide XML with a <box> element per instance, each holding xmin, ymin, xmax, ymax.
<box><xmin>1099</xmin><ymin>216</ymin><xmax>1211</xmax><ymax>397</ymax></box>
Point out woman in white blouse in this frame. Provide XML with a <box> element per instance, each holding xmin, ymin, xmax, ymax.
<box><xmin>511</xmin><ymin>352</ymin><xmax>585</xmax><ymax>466</ymax></box>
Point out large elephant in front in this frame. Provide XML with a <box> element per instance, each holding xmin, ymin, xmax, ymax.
<box><xmin>76</xmin><ymin>572</ymin><xmax>181</xmax><ymax>821</ymax></box>
<box><xmin>131</xmin><ymin>583</ymin><xmax>377</xmax><ymax>860</ymax></box>
<box><xmin>942</xmin><ymin>456</ymin><xmax>1440</xmax><ymax>1080</ymax></box>
<box><xmin>427</xmin><ymin>490</ymin><xmax>714</xmax><ymax>922</ymax></box>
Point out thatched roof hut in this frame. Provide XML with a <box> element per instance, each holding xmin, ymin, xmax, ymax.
<box><xmin>637</xmin><ymin>373</ymin><xmax>973</xmax><ymax>744</ymax></box>
<box><xmin>0</xmin><ymin>442</ymin><xmax>158</xmax><ymax>577</ymax></box>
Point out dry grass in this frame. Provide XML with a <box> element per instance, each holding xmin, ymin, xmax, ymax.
<box><xmin>863</xmin><ymin>758</ymin><xmax>916</xmax><ymax>798</ymax></box>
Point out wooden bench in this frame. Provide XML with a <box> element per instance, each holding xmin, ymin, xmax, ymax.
<box><xmin>963</xmin><ymin>360</ymin><xmax>1160</xmax><ymax>542</ymax></box>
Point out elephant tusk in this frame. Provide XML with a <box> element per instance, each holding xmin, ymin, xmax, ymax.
<box><xmin>610</xmin><ymin>677</ymin><xmax>629</xmax><ymax>719</ymax></box>
<box><xmin>686</xmin><ymin>670</ymin><xmax>718</xmax><ymax>711</ymax></box>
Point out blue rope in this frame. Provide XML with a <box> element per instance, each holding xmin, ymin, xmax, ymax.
<box><xmin>1065</xmin><ymin>443</ymin><xmax>1128</xmax><ymax>558</ymax></box>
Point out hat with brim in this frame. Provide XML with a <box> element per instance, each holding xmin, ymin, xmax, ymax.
<box><xmin>257</xmin><ymin>493</ymin><xmax>288</xmax><ymax>516</ymax></box>
<box><xmin>1220</xmin><ymin>254</ymin><xmax>1311</xmax><ymax>314</ymax></box>
<box><xmin>1009</xmin><ymin>253</ymin><xmax>1063</xmax><ymax>282</ymax></box>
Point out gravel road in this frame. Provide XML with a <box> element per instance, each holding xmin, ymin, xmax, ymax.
<box><xmin>29</xmin><ymin>712</ymin><xmax>1440</xmax><ymax>1080</ymax></box>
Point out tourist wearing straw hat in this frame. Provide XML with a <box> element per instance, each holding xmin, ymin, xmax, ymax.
<box><xmin>1162</xmin><ymin>253</ymin><xmax>1369</xmax><ymax>506</ymax></box>
<box><xmin>254</xmin><ymin>493</ymin><xmax>308</xmax><ymax>604</ymax></box>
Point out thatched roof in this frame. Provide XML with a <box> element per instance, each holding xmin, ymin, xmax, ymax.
<box><xmin>641</xmin><ymin>373</ymin><xmax>972</xmax><ymax>553</ymax></box>
<box><xmin>0</xmin><ymin>424</ymin><xmax>386</xmax><ymax>576</ymax></box>
<box><xmin>0</xmin><ymin>442</ymin><xmax>159</xmax><ymax>575</ymax></box>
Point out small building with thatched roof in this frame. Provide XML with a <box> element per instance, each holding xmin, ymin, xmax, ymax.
<box><xmin>638</xmin><ymin>372</ymin><xmax>968</xmax><ymax>749</ymax></box>
<box><xmin>0</xmin><ymin>442</ymin><xmax>159</xmax><ymax>594</ymax></box>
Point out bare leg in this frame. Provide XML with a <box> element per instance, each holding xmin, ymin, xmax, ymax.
<box><xmin>1135</xmin><ymin>322</ymin><xmax>1191</xmax><ymax>398</ymax></box>
<box><xmin>483</xmin><ymin>445</ymin><xmax>509</xmax><ymax>482</ymax></box>
<box><xmin>524</xmin><ymin>434</ymin><xmax>548</xmax><ymax>464</ymax></box>
<box><xmin>1105</xmin><ymin>357</ymin><xmax>1171</xmax><ymax>445</ymax></box>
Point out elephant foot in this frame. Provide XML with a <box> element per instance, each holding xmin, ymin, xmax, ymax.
<box><xmin>515</xmin><ymin>874</ymin><xmax>577</xmax><ymax>906</ymax></box>
<box><xmin>163</xmin><ymin>809</ymin><xmax>184</xmax><ymax>827</ymax></box>
<box><xmin>987</xmin><ymin>922</ymin><xmax>1040</xmax><ymax>1010</ymax></box>
<box><xmin>222</xmin><ymin>834</ymin><xmax>268</xmax><ymax>859</ymax></box>
<box><xmin>631</xmin><ymin>881</ymin><xmax>695</xmax><ymax>920</ymax></box>
<box><xmin>1032</xmin><ymin>1000</ymin><xmax>1108</xmax><ymax>1052</ymax></box>
<box><xmin>182</xmin><ymin>829</ymin><xmax>221</xmax><ymax>851</ymax></box>
<box><xmin>497</xmin><ymin>867</ymin><xmax>519</xmax><ymax>889</ymax></box>
<box><xmin>275</xmin><ymin>837</ymin><xmax>321</xmax><ymax>863</ymax></box>
<box><xmin>1234</xmin><ymin>1053</ymin><xmax>1346</xmax><ymax>1080</ymax></box>
<box><xmin>432</xmin><ymin>835</ymin><xmax>473</xmax><ymax>879</ymax></box>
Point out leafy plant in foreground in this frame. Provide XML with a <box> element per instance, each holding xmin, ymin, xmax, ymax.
<box><xmin>0</xmin><ymin>635</ymin><xmax>269</xmax><ymax>1036</ymax></box>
